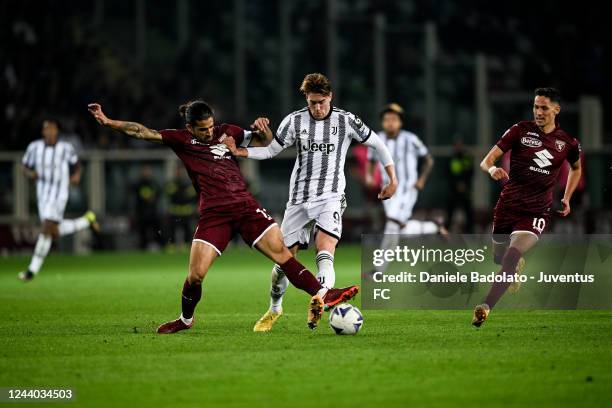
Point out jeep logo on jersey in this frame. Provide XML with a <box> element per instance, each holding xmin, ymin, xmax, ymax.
<box><xmin>521</xmin><ymin>136</ymin><xmax>542</xmax><ymax>148</ymax></box>
<box><xmin>210</xmin><ymin>144</ymin><xmax>231</xmax><ymax>159</ymax></box>
<box><xmin>555</xmin><ymin>139</ymin><xmax>566</xmax><ymax>152</ymax></box>
<box><xmin>533</xmin><ymin>149</ymin><xmax>553</xmax><ymax>168</ymax></box>
<box><xmin>302</xmin><ymin>139</ymin><xmax>336</xmax><ymax>154</ymax></box>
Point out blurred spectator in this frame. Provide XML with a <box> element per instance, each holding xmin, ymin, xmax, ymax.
<box><xmin>445</xmin><ymin>139</ymin><xmax>475</xmax><ymax>233</ymax></box>
<box><xmin>164</xmin><ymin>166</ymin><xmax>197</xmax><ymax>251</ymax></box>
<box><xmin>133</xmin><ymin>165</ymin><xmax>163</xmax><ymax>250</ymax></box>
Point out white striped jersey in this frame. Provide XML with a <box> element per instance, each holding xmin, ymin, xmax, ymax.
<box><xmin>22</xmin><ymin>139</ymin><xmax>78</xmax><ymax>207</ymax></box>
<box><xmin>369</xmin><ymin>130</ymin><xmax>428</xmax><ymax>195</ymax></box>
<box><xmin>275</xmin><ymin>107</ymin><xmax>373</xmax><ymax>205</ymax></box>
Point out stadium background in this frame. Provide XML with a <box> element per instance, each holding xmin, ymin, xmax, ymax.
<box><xmin>1</xmin><ymin>0</ymin><xmax>610</xmax><ymax>253</ymax></box>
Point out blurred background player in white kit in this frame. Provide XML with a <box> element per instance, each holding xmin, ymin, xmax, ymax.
<box><xmin>366</xmin><ymin>103</ymin><xmax>446</xmax><ymax>273</ymax></box>
<box><xmin>19</xmin><ymin>119</ymin><xmax>99</xmax><ymax>281</ymax></box>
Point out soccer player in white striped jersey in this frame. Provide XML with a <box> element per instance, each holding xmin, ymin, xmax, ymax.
<box><xmin>367</xmin><ymin>103</ymin><xmax>446</xmax><ymax>273</ymax></box>
<box><xmin>223</xmin><ymin>73</ymin><xmax>397</xmax><ymax>331</ymax></box>
<box><xmin>18</xmin><ymin>119</ymin><xmax>99</xmax><ymax>281</ymax></box>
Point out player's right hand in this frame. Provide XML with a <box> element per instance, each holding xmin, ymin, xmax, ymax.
<box><xmin>489</xmin><ymin>167</ymin><xmax>509</xmax><ymax>181</ymax></box>
<box><xmin>87</xmin><ymin>103</ymin><xmax>110</xmax><ymax>126</ymax></box>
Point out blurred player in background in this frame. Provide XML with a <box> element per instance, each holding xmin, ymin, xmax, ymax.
<box><xmin>223</xmin><ymin>73</ymin><xmax>397</xmax><ymax>331</ymax></box>
<box><xmin>365</xmin><ymin>103</ymin><xmax>446</xmax><ymax>276</ymax></box>
<box><xmin>87</xmin><ymin>100</ymin><xmax>359</xmax><ymax>333</ymax></box>
<box><xmin>19</xmin><ymin>119</ymin><xmax>99</xmax><ymax>281</ymax></box>
<box><xmin>473</xmin><ymin>87</ymin><xmax>582</xmax><ymax>327</ymax></box>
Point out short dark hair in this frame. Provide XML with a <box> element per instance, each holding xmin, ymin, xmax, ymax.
<box><xmin>535</xmin><ymin>87</ymin><xmax>561</xmax><ymax>104</ymax></box>
<box><xmin>178</xmin><ymin>100</ymin><xmax>213</xmax><ymax>125</ymax></box>
<box><xmin>300</xmin><ymin>73</ymin><xmax>332</xmax><ymax>96</ymax></box>
<box><xmin>42</xmin><ymin>117</ymin><xmax>61</xmax><ymax>130</ymax></box>
<box><xmin>380</xmin><ymin>103</ymin><xmax>404</xmax><ymax>121</ymax></box>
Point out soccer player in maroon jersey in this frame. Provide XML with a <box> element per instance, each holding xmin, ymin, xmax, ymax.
<box><xmin>472</xmin><ymin>87</ymin><xmax>582</xmax><ymax>327</ymax></box>
<box><xmin>87</xmin><ymin>100</ymin><xmax>359</xmax><ymax>333</ymax></box>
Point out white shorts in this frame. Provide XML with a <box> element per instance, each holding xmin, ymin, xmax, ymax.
<box><xmin>383</xmin><ymin>187</ymin><xmax>418</xmax><ymax>224</ymax></box>
<box><xmin>281</xmin><ymin>196</ymin><xmax>347</xmax><ymax>249</ymax></box>
<box><xmin>38</xmin><ymin>199</ymin><xmax>67</xmax><ymax>222</ymax></box>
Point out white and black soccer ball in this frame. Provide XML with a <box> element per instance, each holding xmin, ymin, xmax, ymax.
<box><xmin>329</xmin><ymin>303</ymin><xmax>363</xmax><ymax>335</ymax></box>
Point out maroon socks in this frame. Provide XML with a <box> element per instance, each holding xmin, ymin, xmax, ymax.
<box><xmin>484</xmin><ymin>247</ymin><xmax>522</xmax><ymax>309</ymax></box>
<box><xmin>181</xmin><ymin>279</ymin><xmax>202</xmax><ymax>319</ymax></box>
<box><xmin>279</xmin><ymin>257</ymin><xmax>322</xmax><ymax>296</ymax></box>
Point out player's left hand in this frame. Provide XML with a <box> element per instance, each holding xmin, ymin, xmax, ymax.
<box><xmin>378</xmin><ymin>179</ymin><xmax>398</xmax><ymax>200</ymax></box>
<box><xmin>557</xmin><ymin>198</ymin><xmax>571</xmax><ymax>217</ymax></box>
<box><xmin>414</xmin><ymin>178</ymin><xmax>426</xmax><ymax>191</ymax></box>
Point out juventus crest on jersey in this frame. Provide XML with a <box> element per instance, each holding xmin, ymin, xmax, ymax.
<box><xmin>275</xmin><ymin>107</ymin><xmax>373</xmax><ymax>205</ymax></box>
<box><xmin>22</xmin><ymin>140</ymin><xmax>78</xmax><ymax>218</ymax></box>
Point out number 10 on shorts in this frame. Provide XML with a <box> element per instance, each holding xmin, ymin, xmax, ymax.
<box><xmin>532</xmin><ymin>217</ymin><xmax>546</xmax><ymax>233</ymax></box>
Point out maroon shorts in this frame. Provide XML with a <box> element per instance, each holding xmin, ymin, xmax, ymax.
<box><xmin>193</xmin><ymin>197</ymin><xmax>277</xmax><ymax>255</ymax></box>
<box><xmin>492</xmin><ymin>206</ymin><xmax>550</xmax><ymax>240</ymax></box>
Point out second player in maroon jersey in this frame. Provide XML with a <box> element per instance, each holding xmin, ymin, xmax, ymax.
<box><xmin>87</xmin><ymin>100</ymin><xmax>360</xmax><ymax>333</ymax></box>
<box><xmin>472</xmin><ymin>87</ymin><xmax>582</xmax><ymax>327</ymax></box>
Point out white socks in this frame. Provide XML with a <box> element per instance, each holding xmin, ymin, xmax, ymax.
<box><xmin>315</xmin><ymin>250</ymin><xmax>335</xmax><ymax>288</ymax></box>
<box><xmin>269</xmin><ymin>265</ymin><xmax>289</xmax><ymax>313</ymax></box>
<box><xmin>58</xmin><ymin>216</ymin><xmax>90</xmax><ymax>236</ymax></box>
<box><xmin>27</xmin><ymin>216</ymin><xmax>90</xmax><ymax>275</ymax></box>
<box><xmin>180</xmin><ymin>314</ymin><xmax>193</xmax><ymax>325</ymax></box>
<box><xmin>269</xmin><ymin>251</ymin><xmax>336</xmax><ymax>312</ymax></box>
<box><xmin>28</xmin><ymin>234</ymin><xmax>53</xmax><ymax>274</ymax></box>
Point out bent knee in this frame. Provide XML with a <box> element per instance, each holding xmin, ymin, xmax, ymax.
<box><xmin>188</xmin><ymin>265</ymin><xmax>206</xmax><ymax>284</ymax></box>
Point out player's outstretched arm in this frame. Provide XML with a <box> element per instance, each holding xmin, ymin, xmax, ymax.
<box><xmin>222</xmin><ymin>135</ymin><xmax>284</xmax><ymax>160</ymax></box>
<box><xmin>87</xmin><ymin>103</ymin><xmax>162</xmax><ymax>143</ymax></box>
<box><xmin>480</xmin><ymin>145</ymin><xmax>508</xmax><ymax>181</ymax></box>
<box><xmin>558</xmin><ymin>159</ymin><xmax>581</xmax><ymax>217</ymax></box>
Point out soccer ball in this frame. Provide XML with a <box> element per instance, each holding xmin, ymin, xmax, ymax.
<box><xmin>329</xmin><ymin>303</ymin><xmax>363</xmax><ymax>335</ymax></box>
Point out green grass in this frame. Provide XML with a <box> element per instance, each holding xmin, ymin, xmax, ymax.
<box><xmin>1</xmin><ymin>245</ymin><xmax>611</xmax><ymax>407</ymax></box>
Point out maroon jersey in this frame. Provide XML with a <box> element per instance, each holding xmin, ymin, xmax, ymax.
<box><xmin>160</xmin><ymin>124</ymin><xmax>253</xmax><ymax>212</ymax></box>
<box><xmin>495</xmin><ymin>121</ymin><xmax>581</xmax><ymax>215</ymax></box>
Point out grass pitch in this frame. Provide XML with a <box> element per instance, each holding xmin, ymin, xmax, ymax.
<box><xmin>1</xmin><ymin>245</ymin><xmax>611</xmax><ymax>407</ymax></box>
